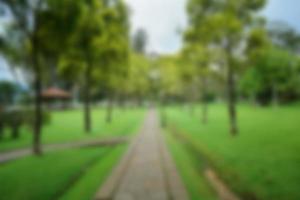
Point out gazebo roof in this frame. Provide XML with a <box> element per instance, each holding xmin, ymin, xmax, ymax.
<box><xmin>41</xmin><ymin>87</ymin><xmax>71</xmax><ymax>99</ymax></box>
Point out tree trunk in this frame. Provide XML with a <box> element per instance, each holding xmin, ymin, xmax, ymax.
<box><xmin>11</xmin><ymin>125</ymin><xmax>20</xmax><ymax>139</ymax></box>
<box><xmin>33</xmin><ymin>54</ymin><xmax>43</xmax><ymax>155</ymax></box>
<box><xmin>106</xmin><ymin>96</ymin><xmax>113</xmax><ymax>124</ymax></box>
<box><xmin>189</xmin><ymin>83</ymin><xmax>197</xmax><ymax>117</ymax></box>
<box><xmin>250</xmin><ymin>92</ymin><xmax>257</xmax><ymax>106</ymax></box>
<box><xmin>138</xmin><ymin>94</ymin><xmax>143</xmax><ymax>108</ymax></box>
<box><xmin>0</xmin><ymin>122</ymin><xmax>3</xmax><ymax>140</ymax></box>
<box><xmin>84</xmin><ymin>60</ymin><xmax>92</xmax><ymax>133</ymax></box>
<box><xmin>201</xmin><ymin>77</ymin><xmax>208</xmax><ymax>124</ymax></box>
<box><xmin>227</xmin><ymin>56</ymin><xmax>238</xmax><ymax>136</ymax></box>
<box><xmin>117</xmin><ymin>94</ymin><xmax>125</xmax><ymax>110</ymax></box>
<box><xmin>272</xmin><ymin>84</ymin><xmax>279</xmax><ymax>107</ymax></box>
<box><xmin>120</xmin><ymin>98</ymin><xmax>128</xmax><ymax>111</ymax></box>
<box><xmin>160</xmin><ymin>95</ymin><xmax>167</xmax><ymax>128</ymax></box>
<box><xmin>31</xmin><ymin>2</ymin><xmax>44</xmax><ymax>155</ymax></box>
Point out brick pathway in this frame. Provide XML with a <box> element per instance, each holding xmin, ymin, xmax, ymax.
<box><xmin>95</xmin><ymin>109</ymin><xmax>189</xmax><ymax>200</ymax></box>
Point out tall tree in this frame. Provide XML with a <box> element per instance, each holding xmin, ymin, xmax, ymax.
<box><xmin>0</xmin><ymin>0</ymin><xmax>94</xmax><ymax>152</ymax></box>
<box><xmin>181</xmin><ymin>44</ymin><xmax>212</xmax><ymax>123</ymax></box>
<box><xmin>241</xmin><ymin>47</ymin><xmax>299</xmax><ymax>105</ymax></box>
<box><xmin>1</xmin><ymin>0</ymin><xmax>48</xmax><ymax>154</ymax></box>
<box><xmin>99</xmin><ymin>0</ymin><xmax>130</xmax><ymax>123</ymax></box>
<box><xmin>185</xmin><ymin>0</ymin><xmax>267</xmax><ymax>135</ymax></box>
<box><xmin>66</xmin><ymin>0</ymin><xmax>107</xmax><ymax>132</ymax></box>
<box><xmin>0</xmin><ymin>81</ymin><xmax>18</xmax><ymax>106</ymax></box>
<box><xmin>132</xmin><ymin>29</ymin><xmax>148</xmax><ymax>54</ymax></box>
<box><xmin>37</xmin><ymin>0</ymin><xmax>84</xmax><ymax>86</ymax></box>
<box><xmin>268</xmin><ymin>21</ymin><xmax>300</xmax><ymax>53</ymax></box>
<box><xmin>126</xmin><ymin>53</ymin><xmax>151</xmax><ymax>106</ymax></box>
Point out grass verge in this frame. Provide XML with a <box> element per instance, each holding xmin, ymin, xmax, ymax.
<box><xmin>165</xmin><ymin>104</ymin><xmax>300</xmax><ymax>200</ymax></box>
<box><xmin>60</xmin><ymin>145</ymin><xmax>126</xmax><ymax>200</ymax></box>
<box><xmin>165</xmin><ymin>130</ymin><xmax>217</xmax><ymax>200</ymax></box>
<box><xmin>0</xmin><ymin>108</ymin><xmax>144</xmax><ymax>152</ymax></box>
<box><xmin>0</xmin><ymin>147</ymin><xmax>110</xmax><ymax>200</ymax></box>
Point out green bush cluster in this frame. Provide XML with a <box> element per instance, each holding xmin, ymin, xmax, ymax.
<box><xmin>0</xmin><ymin>108</ymin><xmax>50</xmax><ymax>140</ymax></box>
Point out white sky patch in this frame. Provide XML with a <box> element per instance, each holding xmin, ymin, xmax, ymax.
<box><xmin>262</xmin><ymin>0</ymin><xmax>300</xmax><ymax>32</ymax></box>
<box><xmin>125</xmin><ymin>0</ymin><xmax>188</xmax><ymax>54</ymax></box>
<box><xmin>0</xmin><ymin>3</ymin><xmax>11</xmax><ymax>35</ymax></box>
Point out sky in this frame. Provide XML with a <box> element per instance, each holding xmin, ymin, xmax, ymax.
<box><xmin>263</xmin><ymin>0</ymin><xmax>300</xmax><ymax>33</ymax></box>
<box><xmin>125</xmin><ymin>0</ymin><xmax>300</xmax><ymax>54</ymax></box>
<box><xmin>125</xmin><ymin>0</ymin><xmax>187</xmax><ymax>54</ymax></box>
<box><xmin>1</xmin><ymin>0</ymin><xmax>300</xmax><ymax>81</ymax></box>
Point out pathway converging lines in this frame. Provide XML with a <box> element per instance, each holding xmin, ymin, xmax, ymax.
<box><xmin>95</xmin><ymin>109</ymin><xmax>189</xmax><ymax>200</ymax></box>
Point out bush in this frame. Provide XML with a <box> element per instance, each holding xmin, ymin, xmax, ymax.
<box><xmin>0</xmin><ymin>109</ymin><xmax>4</xmax><ymax>140</ymax></box>
<box><xmin>0</xmin><ymin>107</ymin><xmax>51</xmax><ymax>140</ymax></box>
<box><xmin>0</xmin><ymin>81</ymin><xmax>19</xmax><ymax>106</ymax></box>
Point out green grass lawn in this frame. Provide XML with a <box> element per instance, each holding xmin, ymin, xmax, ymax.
<box><xmin>0</xmin><ymin>107</ymin><xmax>145</xmax><ymax>152</ymax></box>
<box><xmin>60</xmin><ymin>146</ymin><xmax>126</xmax><ymax>200</ymax></box>
<box><xmin>165</xmin><ymin>104</ymin><xmax>300</xmax><ymax>200</ymax></box>
<box><xmin>165</xmin><ymin>131</ymin><xmax>217</xmax><ymax>200</ymax></box>
<box><xmin>0</xmin><ymin>107</ymin><xmax>140</xmax><ymax>200</ymax></box>
<box><xmin>0</xmin><ymin>146</ymin><xmax>126</xmax><ymax>200</ymax></box>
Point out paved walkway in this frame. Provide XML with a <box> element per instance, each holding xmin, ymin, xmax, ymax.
<box><xmin>0</xmin><ymin>137</ymin><xmax>127</xmax><ymax>164</ymax></box>
<box><xmin>95</xmin><ymin>110</ymin><xmax>188</xmax><ymax>200</ymax></box>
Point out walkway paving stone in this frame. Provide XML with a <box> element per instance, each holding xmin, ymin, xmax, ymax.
<box><xmin>95</xmin><ymin>110</ymin><xmax>189</xmax><ymax>200</ymax></box>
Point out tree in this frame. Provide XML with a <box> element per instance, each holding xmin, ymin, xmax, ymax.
<box><xmin>185</xmin><ymin>0</ymin><xmax>267</xmax><ymax>135</ymax></box>
<box><xmin>241</xmin><ymin>47</ymin><xmax>299</xmax><ymax>105</ymax></box>
<box><xmin>176</xmin><ymin>52</ymin><xmax>199</xmax><ymax>115</ymax></box>
<box><xmin>242</xmin><ymin>23</ymin><xmax>300</xmax><ymax>105</ymax></box>
<box><xmin>54</xmin><ymin>0</ymin><xmax>130</xmax><ymax>127</ymax></box>
<box><xmin>240</xmin><ymin>25</ymin><xmax>271</xmax><ymax>104</ymax></box>
<box><xmin>0</xmin><ymin>81</ymin><xmax>18</xmax><ymax>106</ymax></box>
<box><xmin>75</xmin><ymin>0</ymin><xmax>106</xmax><ymax>132</ymax></box>
<box><xmin>156</xmin><ymin>55</ymin><xmax>183</xmax><ymax>126</ymax></box>
<box><xmin>56</xmin><ymin>0</ymin><xmax>126</xmax><ymax>130</ymax></box>
<box><xmin>181</xmin><ymin>44</ymin><xmax>212</xmax><ymax>123</ymax></box>
<box><xmin>0</xmin><ymin>0</ymin><xmax>96</xmax><ymax>152</ymax></box>
<box><xmin>0</xmin><ymin>81</ymin><xmax>19</xmax><ymax>140</ymax></box>
<box><xmin>37</xmin><ymin>0</ymin><xmax>85</xmax><ymax>88</ymax></box>
<box><xmin>126</xmin><ymin>53</ymin><xmax>151</xmax><ymax>106</ymax></box>
<box><xmin>268</xmin><ymin>21</ymin><xmax>300</xmax><ymax>53</ymax></box>
<box><xmin>95</xmin><ymin>0</ymin><xmax>130</xmax><ymax>123</ymax></box>
<box><xmin>132</xmin><ymin>29</ymin><xmax>148</xmax><ymax>54</ymax></box>
<box><xmin>158</xmin><ymin>56</ymin><xmax>183</xmax><ymax>100</ymax></box>
<box><xmin>1</xmin><ymin>0</ymin><xmax>49</xmax><ymax>154</ymax></box>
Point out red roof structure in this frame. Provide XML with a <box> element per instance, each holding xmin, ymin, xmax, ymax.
<box><xmin>41</xmin><ymin>87</ymin><xmax>71</xmax><ymax>100</ymax></box>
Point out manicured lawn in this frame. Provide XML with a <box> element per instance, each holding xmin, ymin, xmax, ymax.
<box><xmin>60</xmin><ymin>146</ymin><xmax>126</xmax><ymax>200</ymax></box>
<box><xmin>165</xmin><ymin>104</ymin><xmax>300</xmax><ymax>200</ymax></box>
<box><xmin>0</xmin><ymin>108</ymin><xmax>143</xmax><ymax>200</ymax></box>
<box><xmin>0</xmin><ymin>147</ymin><xmax>117</xmax><ymax>200</ymax></box>
<box><xmin>165</xmin><ymin>131</ymin><xmax>217</xmax><ymax>200</ymax></box>
<box><xmin>0</xmin><ymin>108</ymin><xmax>145</xmax><ymax>152</ymax></box>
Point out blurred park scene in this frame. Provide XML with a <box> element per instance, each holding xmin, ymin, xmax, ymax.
<box><xmin>0</xmin><ymin>0</ymin><xmax>300</xmax><ymax>200</ymax></box>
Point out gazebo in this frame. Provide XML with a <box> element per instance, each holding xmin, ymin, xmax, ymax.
<box><xmin>41</xmin><ymin>87</ymin><xmax>71</xmax><ymax>109</ymax></box>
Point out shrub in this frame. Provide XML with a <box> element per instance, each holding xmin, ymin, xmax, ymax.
<box><xmin>0</xmin><ymin>107</ymin><xmax>51</xmax><ymax>140</ymax></box>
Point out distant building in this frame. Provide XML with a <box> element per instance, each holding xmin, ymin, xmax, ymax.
<box><xmin>41</xmin><ymin>87</ymin><xmax>71</xmax><ymax>110</ymax></box>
